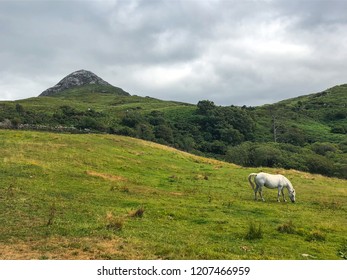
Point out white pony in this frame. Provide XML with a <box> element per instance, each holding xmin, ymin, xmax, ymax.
<box><xmin>248</xmin><ymin>172</ymin><xmax>296</xmax><ymax>203</ymax></box>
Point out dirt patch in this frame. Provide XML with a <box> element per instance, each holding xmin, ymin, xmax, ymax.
<box><xmin>0</xmin><ymin>236</ymin><xmax>145</xmax><ymax>260</ymax></box>
<box><xmin>86</xmin><ymin>170</ymin><xmax>127</xmax><ymax>182</ymax></box>
<box><xmin>169</xmin><ymin>192</ymin><xmax>184</xmax><ymax>196</ymax></box>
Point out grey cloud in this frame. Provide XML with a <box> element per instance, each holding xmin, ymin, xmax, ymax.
<box><xmin>274</xmin><ymin>0</ymin><xmax>347</xmax><ymax>29</ymax></box>
<box><xmin>1</xmin><ymin>0</ymin><xmax>347</xmax><ymax>105</ymax></box>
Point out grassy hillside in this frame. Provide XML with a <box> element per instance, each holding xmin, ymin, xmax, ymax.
<box><xmin>0</xmin><ymin>83</ymin><xmax>346</xmax><ymax>178</ymax></box>
<box><xmin>2</xmin><ymin>84</ymin><xmax>192</xmax><ymax>118</ymax></box>
<box><xmin>1</xmin><ymin>130</ymin><xmax>346</xmax><ymax>260</ymax></box>
<box><xmin>253</xmin><ymin>84</ymin><xmax>347</xmax><ymax>143</ymax></box>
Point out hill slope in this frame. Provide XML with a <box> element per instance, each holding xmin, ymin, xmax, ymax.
<box><xmin>0</xmin><ymin>81</ymin><xmax>346</xmax><ymax>178</ymax></box>
<box><xmin>0</xmin><ymin>130</ymin><xmax>346</xmax><ymax>259</ymax></box>
<box><xmin>253</xmin><ymin>84</ymin><xmax>347</xmax><ymax>143</ymax></box>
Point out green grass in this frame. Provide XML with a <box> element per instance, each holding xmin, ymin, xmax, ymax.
<box><xmin>12</xmin><ymin>84</ymin><xmax>193</xmax><ymax>114</ymax></box>
<box><xmin>0</xmin><ymin>130</ymin><xmax>346</xmax><ymax>260</ymax></box>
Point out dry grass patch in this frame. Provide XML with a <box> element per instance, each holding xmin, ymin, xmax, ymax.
<box><xmin>0</xmin><ymin>236</ymin><xmax>145</xmax><ymax>260</ymax></box>
<box><xmin>86</xmin><ymin>170</ymin><xmax>127</xmax><ymax>182</ymax></box>
<box><xmin>105</xmin><ymin>212</ymin><xmax>124</xmax><ymax>231</ymax></box>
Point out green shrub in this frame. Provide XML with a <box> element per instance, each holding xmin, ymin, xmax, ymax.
<box><xmin>129</xmin><ymin>207</ymin><xmax>145</xmax><ymax>218</ymax></box>
<box><xmin>305</xmin><ymin>230</ymin><xmax>326</xmax><ymax>242</ymax></box>
<box><xmin>252</xmin><ymin>145</ymin><xmax>284</xmax><ymax>168</ymax></box>
<box><xmin>311</xmin><ymin>142</ymin><xmax>338</xmax><ymax>156</ymax></box>
<box><xmin>303</xmin><ymin>154</ymin><xmax>334</xmax><ymax>176</ymax></box>
<box><xmin>46</xmin><ymin>203</ymin><xmax>57</xmax><ymax>226</ymax></box>
<box><xmin>245</xmin><ymin>222</ymin><xmax>263</xmax><ymax>240</ymax></box>
<box><xmin>277</xmin><ymin>221</ymin><xmax>296</xmax><ymax>234</ymax></box>
<box><xmin>105</xmin><ymin>212</ymin><xmax>124</xmax><ymax>231</ymax></box>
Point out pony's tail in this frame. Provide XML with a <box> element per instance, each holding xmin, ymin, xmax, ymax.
<box><xmin>248</xmin><ymin>173</ymin><xmax>258</xmax><ymax>190</ymax></box>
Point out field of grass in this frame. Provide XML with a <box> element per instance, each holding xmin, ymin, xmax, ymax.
<box><xmin>0</xmin><ymin>130</ymin><xmax>346</xmax><ymax>260</ymax></box>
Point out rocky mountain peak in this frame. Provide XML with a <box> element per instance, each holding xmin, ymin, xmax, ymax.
<box><xmin>39</xmin><ymin>69</ymin><xmax>113</xmax><ymax>96</ymax></box>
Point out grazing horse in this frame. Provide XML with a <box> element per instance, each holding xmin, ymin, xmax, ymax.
<box><xmin>248</xmin><ymin>172</ymin><xmax>296</xmax><ymax>203</ymax></box>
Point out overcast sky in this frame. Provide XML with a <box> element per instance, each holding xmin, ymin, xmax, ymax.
<box><xmin>1</xmin><ymin>0</ymin><xmax>347</xmax><ymax>106</ymax></box>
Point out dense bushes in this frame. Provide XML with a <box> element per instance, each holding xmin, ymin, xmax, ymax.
<box><xmin>110</xmin><ymin>102</ymin><xmax>256</xmax><ymax>156</ymax></box>
<box><xmin>226</xmin><ymin>142</ymin><xmax>343</xmax><ymax>178</ymax></box>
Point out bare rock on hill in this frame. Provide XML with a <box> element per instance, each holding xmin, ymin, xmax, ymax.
<box><xmin>39</xmin><ymin>69</ymin><xmax>126</xmax><ymax>96</ymax></box>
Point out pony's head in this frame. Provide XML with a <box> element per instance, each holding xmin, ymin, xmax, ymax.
<box><xmin>289</xmin><ymin>189</ymin><xmax>296</xmax><ymax>203</ymax></box>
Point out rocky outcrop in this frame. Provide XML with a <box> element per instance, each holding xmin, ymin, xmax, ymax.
<box><xmin>39</xmin><ymin>69</ymin><xmax>117</xmax><ymax>96</ymax></box>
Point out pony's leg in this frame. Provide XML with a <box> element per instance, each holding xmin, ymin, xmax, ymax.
<box><xmin>254</xmin><ymin>183</ymin><xmax>261</xmax><ymax>201</ymax></box>
<box><xmin>277</xmin><ymin>189</ymin><xmax>281</xmax><ymax>202</ymax></box>
<box><xmin>254</xmin><ymin>186</ymin><xmax>258</xmax><ymax>201</ymax></box>
<box><xmin>281</xmin><ymin>189</ymin><xmax>287</xmax><ymax>202</ymax></box>
<box><xmin>259</xmin><ymin>187</ymin><xmax>265</xmax><ymax>202</ymax></box>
